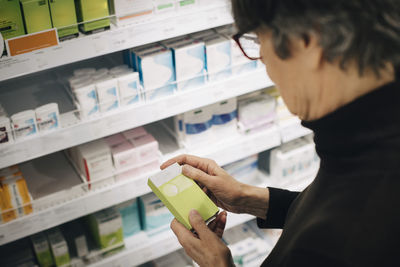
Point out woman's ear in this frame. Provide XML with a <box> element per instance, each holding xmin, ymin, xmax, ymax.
<box><xmin>294</xmin><ymin>33</ymin><xmax>323</xmax><ymax>71</ymax></box>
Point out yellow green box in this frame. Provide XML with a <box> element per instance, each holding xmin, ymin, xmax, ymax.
<box><xmin>49</xmin><ymin>0</ymin><xmax>78</xmax><ymax>40</ymax></box>
<box><xmin>75</xmin><ymin>0</ymin><xmax>110</xmax><ymax>34</ymax></box>
<box><xmin>20</xmin><ymin>0</ymin><xmax>53</xmax><ymax>34</ymax></box>
<box><xmin>0</xmin><ymin>0</ymin><xmax>25</xmax><ymax>39</ymax></box>
<box><xmin>148</xmin><ymin>163</ymin><xmax>219</xmax><ymax>230</ymax></box>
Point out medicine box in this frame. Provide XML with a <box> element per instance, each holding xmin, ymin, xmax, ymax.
<box><xmin>147</xmin><ymin>163</ymin><xmax>219</xmax><ymax>230</ymax></box>
<box><xmin>122</xmin><ymin>126</ymin><xmax>148</xmax><ymax>140</ymax></box>
<box><xmin>61</xmin><ymin>220</ymin><xmax>89</xmax><ymax>258</ymax></box>
<box><xmin>75</xmin><ymin>0</ymin><xmax>110</xmax><ymax>34</ymax></box>
<box><xmin>177</xmin><ymin>0</ymin><xmax>197</xmax><ymax>9</ymax></box>
<box><xmin>11</xmin><ymin>110</ymin><xmax>38</xmax><ymax>141</ymax></box>
<box><xmin>20</xmin><ymin>0</ymin><xmax>53</xmax><ymax>34</ymax></box>
<box><xmin>182</xmin><ymin>105</ymin><xmax>214</xmax><ymax>147</ymax></box>
<box><xmin>74</xmin><ymin>139</ymin><xmax>114</xmax><ymax>184</ymax></box>
<box><xmin>138</xmin><ymin>193</ymin><xmax>174</xmax><ymax>233</ymax></box>
<box><xmin>117</xmin><ymin>72</ymin><xmax>141</xmax><ymax>106</ymax></box>
<box><xmin>170</xmin><ymin>40</ymin><xmax>206</xmax><ymax>91</ymax></box>
<box><xmin>137</xmin><ymin>48</ymin><xmax>176</xmax><ymax>101</ymax></box>
<box><xmin>212</xmin><ymin>98</ymin><xmax>238</xmax><ymax>137</ymax></box>
<box><xmin>0</xmin><ymin>116</ymin><xmax>14</xmax><ymax>146</ymax></box>
<box><xmin>203</xmin><ymin>35</ymin><xmax>232</xmax><ymax>82</ymax></box>
<box><xmin>0</xmin><ymin>0</ymin><xmax>25</xmax><ymax>39</ymax></box>
<box><xmin>31</xmin><ymin>232</ymin><xmax>54</xmax><ymax>267</ymax></box>
<box><xmin>117</xmin><ymin>199</ymin><xmax>141</xmax><ymax>237</ymax></box>
<box><xmin>86</xmin><ymin>207</ymin><xmax>124</xmax><ymax>249</ymax></box>
<box><xmin>35</xmin><ymin>103</ymin><xmax>60</xmax><ymax>133</ymax></box>
<box><xmin>47</xmin><ymin>228</ymin><xmax>71</xmax><ymax>267</ymax></box>
<box><xmin>110</xmin><ymin>141</ymin><xmax>138</xmax><ymax>169</ymax></box>
<box><xmin>96</xmin><ymin>78</ymin><xmax>120</xmax><ymax>113</ymax></box>
<box><xmin>48</xmin><ymin>0</ymin><xmax>79</xmax><ymax>40</ymax></box>
<box><xmin>113</xmin><ymin>0</ymin><xmax>153</xmax><ymax>26</ymax></box>
<box><xmin>129</xmin><ymin>134</ymin><xmax>159</xmax><ymax>164</ymax></box>
<box><xmin>1</xmin><ymin>173</ymin><xmax>33</xmax><ymax>218</ymax></box>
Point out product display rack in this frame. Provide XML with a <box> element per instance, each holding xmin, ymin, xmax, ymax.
<box><xmin>0</xmin><ymin>1</ymin><xmax>231</xmax><ymax>82</ymax></box>
<box><xmin>0</xmin><ymin>68</ymin><xmax>272</xmax><ymax>169</ymax></box>
<box><xmin>0</xmin><ymin>0</ymin><xmax>315</xmax><ymax>265</ymax></box>
<box><xmin>88</xmin><ymin>168</ymin><xmax>318</xmax><ymax>267</ymax></box>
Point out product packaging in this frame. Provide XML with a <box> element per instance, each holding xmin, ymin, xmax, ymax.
<box><xmin>211</xmin><ymin>98</ymin><xmax>238</xmax><ymax>137</ymax></box>
<box><xmin>136</xmin><ymin>48</ymin><xmax>176</xmax><ymax>101</ymax></box>
<box><xmin>110</xmin><ymin>140</ymin><xmax>138</xmax><ymax>169</ymax></box>
<box><xmin>122</xmin><ymin>126</ymin><xmax>147</xmax><ymax>140</ymax></box>
<box><xmin>35</xmin><ymin>103</ymin><xmax>60</xmax><ymax>133</ymax></box>
<box><xmin>11</xmin><ymin>110</ymin><xmax>38</xmax><ymax>140</ymax></box>
<box><xmin>169</xmin><ymin>40</ymin><xmax>206</xmax><ymax>91</ymax></box>
<box><xmin>129</xmin><ymin>134</ymin><xmax>159</xmax><ymax>164</ymax></box>
<box><xmin>31</xmin><ymin>232</ymin><xmax>54</xmax><ymax>267</ymax></box>
<box><xmin>0</xmin><ymin>116</ymin><xmax>14</xmax><ymax>146</ymax></box>
<box><xmin>147</xmin><ymin>163</ymin><xmax>219</xmax><ymax>230</ymax></box>
<box><xmin>1</xmin><ymin>172</ymin><xmax>33</xmax><ymax>217</ymax></box>
<box><xmin>112</xmin><ymin>0</ymin><xmax>153</xmax><ymax>26</ymax></box>
<box><xmin>20</xmin><ymin>0</ymin><xmax>53</xmax><ymax>34</ymax></box>
<box><xmin>117</xmin><ymin>71</ymin><xmax>141</xmax><ymax>106</ymax></box>
<box><xmin>48</xmin><ymin>0</ymin><xmax>79</xmax><ymax>40</ymax></box>
<box><xmin>117</xmin><ymin>199</ymin><xmax>141</xmax><ymax>237</ymax></box>
<box><xmin>73</xmin><ymin>139</ymin><xmax>114</xmax><ymax>185</ymax></box>
<box><xmin>75</xmin><ymin>0</ymin><xmax>110</xmax><ymax>34</ymax></box>
<box><xmin>182</xmin><ymin>105</ymin><xmax>214</xmax><ymax>147</ymax></box>
<box><xmin>203</xmin><ymin>34</ymin><xmax>232</xmax><ymax>82</ymax></box>
<box><xmin>47</xmin><ymin>228</ymin><xmax>71</xmax><ymax>267</ymax></box>
<box><xmin>138</xmin><ymin>193</ymin><xmax>173</xmax><ymax>234</ymax></box>
<box><xmin>86</xmin><ymin>207</ymin><xmax>124</xmax><ymax>249</ymax></box>
<box><xmin>96</xmin><ymin>78</ymin><xmax>120</xmax><ymax>113</ymax></box>
<box><xmin>0</xmin><ymin>0</ymin><xmax>25</xmax><ymax>39</ymax></box>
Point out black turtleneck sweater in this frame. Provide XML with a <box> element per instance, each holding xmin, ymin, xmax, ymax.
<box><xmin>258</xmin><ymin>74</ymin><xmax>400</xmax><ymax>267</ymax></box>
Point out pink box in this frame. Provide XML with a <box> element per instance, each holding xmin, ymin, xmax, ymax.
<box><xmin>111</xmin><ymin>141</ymin><xmax>139</xmax><ymax>169</ymax></box>
<box><xmin>116</xmin><ymin>167</ymin><xmax>141</xmax><ymax>182</ymax></box>
<box><xmin>105</xmin><ymin>133</ymin><xmax>127</xmax><ymax>147</ymax></box>
<box><xmin>130</xmin><ymin>134</ymin><xmax>159</xmax><ymax>163</ymax></box>
<box><xmin>138</xmin><ymin>159</ymin><xmax>160</xmax><ymax>175</ymax></box>
<box><xmin>123</xmin><ymin>126</ymin><xmax>148</xmax><ymax>140</ymax></box>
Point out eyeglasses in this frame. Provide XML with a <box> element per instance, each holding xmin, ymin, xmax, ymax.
<box><xmin>232</xmin><ymin>32</ymin><xmax>261</xmax><ymax>61</ymax></box>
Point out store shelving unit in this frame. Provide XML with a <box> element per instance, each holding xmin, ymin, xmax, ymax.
<box><xmin>0</xmin><ymin>68</ymin><xmax>272</xmax><ymax>169</ymax></box>
<box><xmin>0</xmin><ymin>1</ymin><xmax>232</xmax><ymax>82</ymax></box>
<box><xmin>88</xmin><ymin>168</ymin><xmax>317</xmax><ymax>267</ymax></box>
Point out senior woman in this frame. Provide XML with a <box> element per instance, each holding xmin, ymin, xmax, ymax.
<box><xmin>161</xmin><ymin>0</ymin><xmax>400</xmax><ymax>266</ymax></box>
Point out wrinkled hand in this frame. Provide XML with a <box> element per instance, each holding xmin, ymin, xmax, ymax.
<box><xmin>161</xmin><ymin>154</ymin><xmax>247</xmax><ymax>214</ymax></box>
<box><xmin>171</xmin><ymin>210</ymin><xmax>234</xmax><ymax>267</ymax></box>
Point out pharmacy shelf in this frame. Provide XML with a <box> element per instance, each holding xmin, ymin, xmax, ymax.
<box><xmin>0</xmin><ymin>124</ymin><xmax>281</xmax><ymax>246</ymax></box>
<box><xmin>0</xmin><ymin>68</ymin><xmax>273</xmax><ymax>169</ymax></box>
<box><xmin>278</xmin><ymin>117</ymin><xmax>313</xmax><ymax>143</ymax></box>
<box><xmin>89</xmin><ymin>169</ymin><xmax>318</xmax><ymax>267</ymax></box>
<box><xmin>0</xmin><ymin>1</ymin><xmax>232</xmax><ymax>82</ymax></box>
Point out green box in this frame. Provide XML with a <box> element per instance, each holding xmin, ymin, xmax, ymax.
<box><xmin>48</xmin><ymin>0</ymin><xmax>78</xmax><ymax>40</ymax></box>
<box><xmin>31</xmin><ymin>233</ymin><xmax>54</xmax><ymax>267</ymax></box>
<box><xmin>20</xmin><ymin>0</ymin><xmax>53</xmax><ymax>34</ymax></box>
<box><xmin>75</xmin><ymin>0</ymin><xmax>110</xmax><ymax>34</ymax></box>
<box><xmin>0</xmin><ymin>0</ymin><xmax>25</xmax><ymax>39</ymax></box>
<box><xmin>47</xmin><ymin>228</ymin><xmax>71</xmax><ymax>267</ymax></box>
<box><xmin>86</xmin><ymin>207</ymin><xmax>124</xmax><ymax>250</ymax></box>
<box><xmin>148</xmin><ymin>163</ymin><xmax>219</xmax><ymax>230</ymax></box>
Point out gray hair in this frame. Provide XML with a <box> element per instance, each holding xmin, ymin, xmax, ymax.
<box><xmin>232</xmin><ymin>0</ymin><xmax>400</xmax><ymax>76</ymax></box>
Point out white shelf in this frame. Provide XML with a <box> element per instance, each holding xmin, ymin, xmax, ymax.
<box><xmin>0</xmin><ymin>69</ymin><xmax>273</xmax><ymax>169</ymax></box>
<box><xmin>88</xmin><ymin>169</ymin><xmax>317</xmax><ymax>267</ymax></box>
<box><xmin>278</xmin><ymin>117</ymin><xmax>313</xmax><ymax>143</ymax></box>
<box><xmin>0</xmin><ymin>124</ymin><xmax>282</xmax><ymax>246</ymax></box>
<box><xmin>0</xmin><ymin>1</ymin><xmax>232</xmax><ymax>82</ymax></box>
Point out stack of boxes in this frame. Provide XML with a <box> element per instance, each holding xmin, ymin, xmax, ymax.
<box><xmin>69</xmin><ymin>66</ymin><xmax>141</xmax><ymax>119</ymax></box>
<box><xmin>0</xmin><ymin>165</ymin><xmax>33</xmax><ymax>224</ymax></box>
<box><xmin>69</xmin><ymin>126</ymin><xmax>160</xmax><ymax>187</ymax></box>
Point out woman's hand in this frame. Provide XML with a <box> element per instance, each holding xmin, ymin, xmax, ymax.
<box><xmin>161</xmin><ymin>154</ymin><xmax>270</xmax><ymax>218</ymax></box>
<box><xmin>161</xmin><ymin>154</ymin><xmax>246</xmax><ymax>214</ymax></box>
<box><xmin>171</xmin><ymin>209</ymin><xmax>235</xmax><ymax>267</ymax></box>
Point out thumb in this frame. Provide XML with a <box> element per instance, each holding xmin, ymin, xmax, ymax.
<box><xmin>183</xmin><ymin>164</ymin><xmax>213</xmax><ymax>188</ymax></box>
<box><xmin>189</xmin><ymin>210</ymin><xmax>213</xmax><ymax>241</ymax></box>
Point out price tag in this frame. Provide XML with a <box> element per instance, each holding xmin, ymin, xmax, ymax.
<box><xmin>6</xmin><ymin>29</ymin><xmax>59</xmax><ymax>56</ymax></box>
<box><xmin>109</xmin><ymin>29</ymin><xmax>127</xmax><ymax>50</ymax></box>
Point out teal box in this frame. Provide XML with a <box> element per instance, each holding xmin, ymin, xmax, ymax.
<box><xmin>138</xmin><ymin>193</ymin><xmax>174</xmax><ymax>235</ymax></box>
<box><xmin>117</xmin><ymin>199</ymin><xmax>141</xmax><ymax>237</ymax></box>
